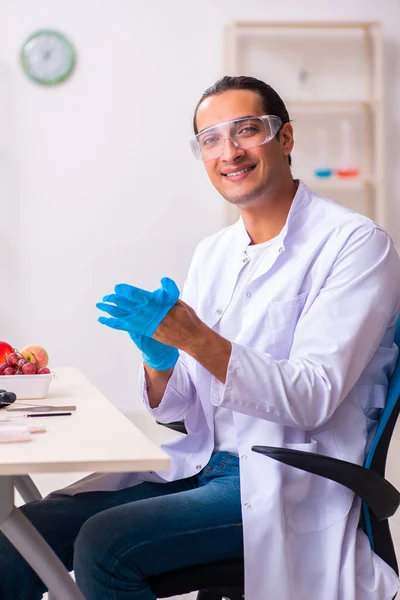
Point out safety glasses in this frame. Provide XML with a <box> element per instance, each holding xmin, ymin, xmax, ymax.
<box><xmin>190</xmin><ymin>115</ymin><xmax>282</xmax><ymax>161</ymax></box>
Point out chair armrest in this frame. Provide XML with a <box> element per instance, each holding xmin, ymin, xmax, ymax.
<box><xmin>252</xmin><ymin>445</ymin><xmax>400</xmax><ymax>521</ymax></box>
<box><xmin>156</xmin><ymin>421</ymin><xmax>187</xmax><ymax>435</ymax></box>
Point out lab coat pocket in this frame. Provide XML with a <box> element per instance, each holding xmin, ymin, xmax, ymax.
<box><xmin>266</xmin><ymin>292</ymin><xmax>309</xmax><ymax>359</ymax></box>
<box><xmin>282</xmin><ymin>440</ymin><xmax>353</xmax><ymax>535</ymax></box>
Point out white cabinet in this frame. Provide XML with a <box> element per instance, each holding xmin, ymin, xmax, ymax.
<box><xmin>224</xmin><ymin>22</ymin><xmax>384</xmax><ymax>226</ymax></box>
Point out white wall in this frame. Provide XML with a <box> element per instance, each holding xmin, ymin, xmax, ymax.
<box><xmin>1</xmin><ymin>0</ymin><xmax>400</xmax><ymax>413</ymax></box>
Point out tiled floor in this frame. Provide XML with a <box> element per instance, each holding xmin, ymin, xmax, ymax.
<box><xmin>19</xmin><ymin>411</ymin><xmax>400</xmax><ymax>600</ymax></box>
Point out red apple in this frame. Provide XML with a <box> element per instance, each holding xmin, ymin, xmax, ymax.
<box><xmin>20</xmin><ymin>345</ymin><xmax>49</xmax><ymax>368</ymax></box>
<box><xmin>0</xmin><ymin>341</ymin><xmax>13</xmax><ymax>364</ymax></box>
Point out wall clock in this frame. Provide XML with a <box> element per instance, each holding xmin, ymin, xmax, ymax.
<box><xmin>20</xmin><ymin>29</ymin><xmax>76</xmax><ymax>85</ymax></box>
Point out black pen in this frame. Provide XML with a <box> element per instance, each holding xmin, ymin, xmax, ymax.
<box><xmin>26</xmin><ymin>412</ymin><xmax>72</xmax><ymax>418</ymax></box>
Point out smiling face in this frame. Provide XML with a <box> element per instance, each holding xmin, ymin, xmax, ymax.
<box><xmin>195</xmin><ymin>89</ymin><xmax>294</xmax><ymax>207</ymax></box>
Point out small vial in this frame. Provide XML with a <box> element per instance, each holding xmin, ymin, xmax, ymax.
<box><xmin>314</xmin><ymin>127</ymin><xmax>333</xmax><ymax>178</ymax></box>
<box><xmin>337</xmin><ymin>119</ymin><xmax>360</xmax><ymax>178</ymax></box>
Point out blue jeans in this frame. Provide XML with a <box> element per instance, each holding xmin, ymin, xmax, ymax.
<box><xmin>0</xmin><ymin>452</ymin><xmax>243</xmax><ymax>600</ymax></box>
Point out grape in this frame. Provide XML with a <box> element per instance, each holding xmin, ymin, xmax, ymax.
<box><xmin>7</xmin><ymin>353</ymin><xmax>23</xmax><ymax>367</ymax></box>
<box><xmin>22</xmin><ymin>362</ymin><xmax>37</xmax><ymax>375</ymax></box>
<box><xmin>3</xmin><ymin>367</ymin><xmax>17</xmax><ymax>375</ymax></box>
<box><xmin>17</xmin><ymin>358</ymin><xmax>27</xmax><ymax>369</ymax></box>
<box><xmin>37</xmin><ymin>367</ymin><xmax>51</xmax><ymax>375</ymax></box>
<box><xmin>0</xmin><ymin>362</ymin><xmax>9</xmax><ymax>374</ymax></box>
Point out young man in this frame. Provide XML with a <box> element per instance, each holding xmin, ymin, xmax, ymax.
<box><xmin>1</xmin><ymin>76</ymin><xmax>400</xmax><ymax>600</ymax></box>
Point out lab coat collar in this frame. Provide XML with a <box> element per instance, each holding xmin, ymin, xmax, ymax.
<box><xmin>235</xmin><ymin>179</ymin><xmax>313</xmax><ymax>253</ymax></box>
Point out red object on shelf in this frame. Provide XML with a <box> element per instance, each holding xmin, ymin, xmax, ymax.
<box><xmin>336</xmin><ymin>168</ymin><xmax>360</xmax><ymax>179</ymax></box>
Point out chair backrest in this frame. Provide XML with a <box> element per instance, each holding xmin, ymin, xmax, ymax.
<box><xmin>365</xmin><ymin>317</ymin><xmax>400</xmax><ymax>473</ymax></box>
<box><xmin>362</xmin><ymin>316</ymin><xmax>400</xmax><ymax>572</ymax></box>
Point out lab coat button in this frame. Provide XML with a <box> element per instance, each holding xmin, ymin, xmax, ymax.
<box><xmin>245</xmin><ymin>292</ymin><xmax>251</xmax><ymax>298</ymax></box>
<box><xmin>242</xmin><ymin>256</ymin><xmax>250</xmax><ymax>264</ymax></box>
<box><xmin>244</xmin><ymin>502</ymin><xmax>251</xmax><ymax>509</ymax></box>
<box><xmin>196</xmin><ymin>465</ymin><xmax>202</xmax><ymax>470</ymax></box>
<box><xmin>278</xmin><ymin>246</ymin><xmax>284</xmax><ymax>253</ymax></box>
<box><xmin>216</xmin><ymin>308</ymin><xmax>223</xmax><ymax>315</ymax></box>
<box><xmin>241</xmin><ymin>454</ymin><xmax>248</xmax><ymax>460</ymax></box>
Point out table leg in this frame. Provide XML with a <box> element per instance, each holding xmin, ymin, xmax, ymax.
<box><xmin>0</xmin><ymin>476</ymin><xmax>85</xmax><ymax>600</ymax></box>
<box><xmin>14</xmin><ymin>474</ymin><xmax>43</xmax><ymax>502</ymax></box>
<box><xmin>13</xmin><ymin>475</ymin><xmax>56</xmax><ymax>600</ymax></box>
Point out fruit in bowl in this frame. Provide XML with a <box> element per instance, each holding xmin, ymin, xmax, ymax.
<box><xmin>20</xmin><ymin>345</ymin><xmax>50</xmax><ymax>369</ymax></box>
<box><xmin>0</xmin><ymin>341</ymin><xmax>53</xmax><ymax>399</ymax></box>
<box><xmin>0</xmin><ymin>341</ymin><xmax>13</xmax><ymax>364</ymax></box>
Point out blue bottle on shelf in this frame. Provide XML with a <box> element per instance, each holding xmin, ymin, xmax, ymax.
<box><xmin>314</xmin><ymin>127</ymin><xmax>333</xmax><ymax>178</ymax></box>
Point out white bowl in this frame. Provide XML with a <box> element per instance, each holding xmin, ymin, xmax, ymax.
<box><xmin>0</xmin><ymin>373</ymin><xmax>53</xmax><ymax>400</ymax></box>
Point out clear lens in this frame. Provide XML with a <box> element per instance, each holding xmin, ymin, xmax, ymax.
<box><xmin>191</xmin><ymin>115</ymin><xmax>282</xmax><ymax>161</ymax></box>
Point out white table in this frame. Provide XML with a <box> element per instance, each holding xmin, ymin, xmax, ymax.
<box><xmin>0</xmin><ymin>367</ymin><xmax>171</xmax><ymax>600</ymax></box>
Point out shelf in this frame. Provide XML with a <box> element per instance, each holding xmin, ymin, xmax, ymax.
<box><xmin>232</xmin><ymin>22</ymin><xmax>380</xmax><ymax>30</ymax></box>
<box><xmin>285</xmin><ymin>100</ymin><xmax>375</xmax><ymax>111</ymax></box>
<box><xmin>224</xmin><ymin>20</ymin><xmax>385</xmax><ymax>225</ymax></box>
<box><xmin>305</xmin><ymin>177</ymin><xmax>377</xmax><ymax>190</ymax></box>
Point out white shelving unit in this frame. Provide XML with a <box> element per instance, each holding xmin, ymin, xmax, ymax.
<box><xmin>224</xmin><ymin>21</ymin><xmax>384</xmax><ymax>226</ymax></box>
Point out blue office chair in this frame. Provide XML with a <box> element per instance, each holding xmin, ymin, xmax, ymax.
<box><xmin>150</xmin><ymin>317</ymin><xmax>400</xmax><ymax>599</ymax></box>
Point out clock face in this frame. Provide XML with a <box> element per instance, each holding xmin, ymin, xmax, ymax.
<box><xmin>20</xmin><ymin>30</ymin><xmax>75</xmax><ymax>85</ymax></box>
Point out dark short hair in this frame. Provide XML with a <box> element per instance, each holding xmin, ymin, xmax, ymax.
<box><xmin>193</xmin><ymin>75</ymin><xmax>292</xmax><ymax>166</ymax></box>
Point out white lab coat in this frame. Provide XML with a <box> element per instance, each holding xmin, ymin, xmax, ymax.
<box><xmin>61</xmin><ymin>182</ymin><xmax>400</xmax><ymax>600</ymax></box>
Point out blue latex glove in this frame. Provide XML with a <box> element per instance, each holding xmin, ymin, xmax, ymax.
<box><xmin>129</xmin><ymin>332</ymin><xmax>179</xmax><ymax>370</ymax></box>
<box><xmin>96</xmin><ymin>277</ymin><xmax>180</xmax><ymax>370</ymax></box>
<box><xmin>97</xmin><ymin>277</ymin><xmax>180</xmax><ymax>337</ymax></box>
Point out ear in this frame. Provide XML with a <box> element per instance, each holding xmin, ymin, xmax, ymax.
<box><xmin>279</xmin><ymin>123</ymin><xmax>294</xmax><ymax>158</ymax></box>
